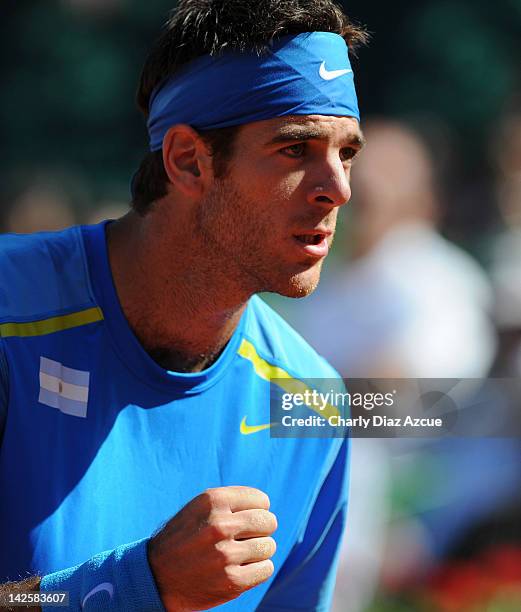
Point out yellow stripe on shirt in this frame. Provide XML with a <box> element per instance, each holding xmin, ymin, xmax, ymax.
<box><xmin>237</xmin><ymin>338</ymin><xmax>340</xmax><ymax>420</ymax></box>
<box><xmin>0</xmin><ymin>307</ymin><xmax>104</xmax><ymax>338</ymax></box>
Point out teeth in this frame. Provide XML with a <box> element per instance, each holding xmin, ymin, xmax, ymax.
<box><xmin>297</xmin><ymin>234</ymin><xmax>324</xmax><ymax>245</ymax></box>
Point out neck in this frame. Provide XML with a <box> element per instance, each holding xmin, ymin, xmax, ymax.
<box><xmin>106</xmin><ymin>211</ymin><xmax>249</xmax><ymax>373</ymax></box>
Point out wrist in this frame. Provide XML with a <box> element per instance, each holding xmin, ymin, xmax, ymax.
<box><xmin>147</xmin><ymin>539</ymin><xmax>189</xmax><ymax>612</ymax></box>
<box><xmin>40</xmin><ymin>538</ymin><xmax>164</xmax><ymax>611</ymax></box>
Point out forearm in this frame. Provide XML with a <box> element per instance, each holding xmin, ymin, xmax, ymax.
<box><xmin>0</xmin><ymin>576</ymin><xmax>42</xmax><ymax>612</ymax></box>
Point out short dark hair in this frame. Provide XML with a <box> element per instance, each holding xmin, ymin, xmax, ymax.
<box><xmin>132</xmin><ymin>0</ymin><xmax>368</xmax><ymax>215</ymax></box>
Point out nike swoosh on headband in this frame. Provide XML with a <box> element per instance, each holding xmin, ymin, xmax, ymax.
<box><xmin>147</xmin><ymin>32</ymin><xmax>360</xmax><ymax>151</ymax></box>
<box><xmin>319</xmin><ymin>61</ymin><xmax>353</xmax><ymax>81</ymax></box>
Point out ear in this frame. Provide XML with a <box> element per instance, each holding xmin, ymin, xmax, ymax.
<box><xmin>162</xmin><ymin>124</ymin><xmax>213</xmax><ymax>198</ymax></box>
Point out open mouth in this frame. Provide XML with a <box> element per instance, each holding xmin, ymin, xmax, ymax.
<box><xmin>292</xmin><ymin>231</ymin><xmax>330</xmax><ymax>258</ymax></box>
<box><xmin>294</xmin><ymin>233</ymin><xmax>325</xmax><ymax>245</ymax></box>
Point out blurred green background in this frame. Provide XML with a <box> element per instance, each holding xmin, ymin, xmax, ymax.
<box><xmin>1</xmin><ymin>0</ymin><xmax>520</xmax><ymax>238</ymax></box>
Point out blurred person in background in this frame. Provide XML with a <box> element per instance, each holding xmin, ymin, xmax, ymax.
<box><xmin>295</xmin><ymin>119</ymin><xmax>497</xmax><ymax>379</ymax></box>
<box><xmin>4</xmin><ymin>184</ymin><xmax>76</xmax><ymax>235</ymax></box>
<box><xmin>289</xmin><ymin>120</ymin><xmax>520</xmax><ymax>611</ymax></box>
<box><xmin>490</xmin><ymin>111</ymin><xmax>521</xmax><ymax>377</ymax></box>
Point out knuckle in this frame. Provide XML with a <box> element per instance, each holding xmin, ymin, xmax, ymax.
<box><xmin>201</xmin><ymin>487</ymin><xmax>224</xmax><ymax>507</ymax></box>
<box><xmin>207</xmin><ymin>515</ymin><xmax>231</xmax><ymax>540</ymax></box>
<box><xmin>224</xmin><ymin>565</ymin><xmax>245</xmax><ymax>593</ymax></box>
<box><xmin>214</xmin><ymin>540</ymin><xmax>235</xmax><ymax>566</ymax></box>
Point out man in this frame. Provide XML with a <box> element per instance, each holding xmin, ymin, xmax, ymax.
<box><xmin>0</xmin><ymin>1</ymin><xmax>366</xmax><ymax>609</ymax></box>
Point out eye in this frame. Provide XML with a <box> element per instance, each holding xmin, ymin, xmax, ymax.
<box><xmin>282</xmin><ymin>143</ymin><xmax>306</xmax><ymax>158</ymax></box>
<box><xmin>340</xmin><ymin>147</ymin><xmax>358</xmax><ymax>162</ymax></box>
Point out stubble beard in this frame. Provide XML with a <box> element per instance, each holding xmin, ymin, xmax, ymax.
<box><xmin>196</xmin><ymin>176</ymin><xmax>329</xmax><ymax>300</ymax></box>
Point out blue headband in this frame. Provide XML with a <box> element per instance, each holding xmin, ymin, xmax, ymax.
<box><xmin>147</xmin><ymin>32</ymin><xmax>359</xmax><ymax>152</ymax></box>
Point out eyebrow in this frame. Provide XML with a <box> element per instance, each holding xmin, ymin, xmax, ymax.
<box><xmin>266</xmin><ymin>125</ymin><xmax>366</xmax><ymax>148</ymax></box>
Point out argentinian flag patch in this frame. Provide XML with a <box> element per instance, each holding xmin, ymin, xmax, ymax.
<box><xmin>38</xmin><ymin>356</ymin><xmax>90</xmax><ymax>418</ymax></box>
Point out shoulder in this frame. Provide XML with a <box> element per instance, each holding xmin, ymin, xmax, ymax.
<box><xmin>0</xmin><ymin>226</ymin><xmax>96</xmax><ymax>324</ymax></box>
<box><xmin>242</xmin><ymin>295</ymin><xmax>340</xmax><ymax>381</ymax></box>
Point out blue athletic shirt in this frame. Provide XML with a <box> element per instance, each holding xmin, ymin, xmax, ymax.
<box><xmin>0</xmin><ymin>222</ymin><xmax>349</xmax><ymax>611</ymax></box>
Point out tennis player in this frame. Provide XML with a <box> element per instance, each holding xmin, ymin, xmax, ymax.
<box><xmin>0</xmin><ymin>1</ymin><xmax>366</xmax><ymax>610</ymax></box>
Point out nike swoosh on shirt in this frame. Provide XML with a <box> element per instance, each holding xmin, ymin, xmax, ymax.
<box><xmin>81</xmin><ymin>582</ymin><xmax>114</xmax><ymax>609</ymax></box>
<box><xmin>240</xmin><ymin>416</ymin><xmax>274</xmax><ymax>435</ymax></box>
<box><xmin>319</xmin><ymin>61</ymin><xmax>352</xmax><ymax>81</ymax></box>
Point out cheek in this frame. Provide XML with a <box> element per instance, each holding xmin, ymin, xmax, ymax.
<box><xmin>234</xmin><ymin>159</ymin><xmax>305</xmax><ymax>204</ymax></box>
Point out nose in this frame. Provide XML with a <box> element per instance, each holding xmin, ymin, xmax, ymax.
<box><xmin>306</xmin><ymin>158</ymin><xmax>352</xmax><ymax>209</ymax></box>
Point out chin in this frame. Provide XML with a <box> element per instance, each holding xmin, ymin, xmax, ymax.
<box><xmin>273</xmin><ymin>264</ymin><xmax>323</xmax><ymax>299</ymax></box>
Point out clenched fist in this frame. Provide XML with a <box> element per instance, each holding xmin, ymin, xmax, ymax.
<box><xmin>147</xmin><ymin>486</ymin><xmax>277</xmax><ymax>611</ymax></box>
